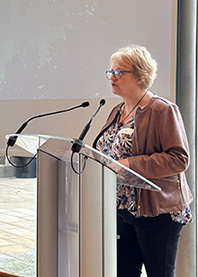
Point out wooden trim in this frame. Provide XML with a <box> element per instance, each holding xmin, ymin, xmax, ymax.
<box><xmin>0</xmin><ymin>271</ymin><xmax>21</xmax><ymax>277</ymax></box>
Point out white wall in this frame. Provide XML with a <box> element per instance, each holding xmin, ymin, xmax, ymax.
<box><xmin>0</xmin><ymin>0</ymin><xmax>177</xmax><ymax>155</ymax></box>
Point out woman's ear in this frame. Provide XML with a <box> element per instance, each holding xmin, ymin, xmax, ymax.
<box><xmin>136</xmin><ymin>78</ymin><xmax>143</xmax><ymax>86</ymax></box>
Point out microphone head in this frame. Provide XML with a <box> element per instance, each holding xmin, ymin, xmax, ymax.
<box><xmin>100</xmin><ymin>99</ymin><xmax>106</xmax><ymax>106</ymax></box>
<box><xmin>82</xmin><ymin>101</ymin><xmax>90</xmax><ymax>108</ymax></box>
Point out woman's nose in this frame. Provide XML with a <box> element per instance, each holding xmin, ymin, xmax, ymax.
<box><xmin>110</xmin><ymin>72</ymin><xmax>117</xmax><ymax>81</ymax></box>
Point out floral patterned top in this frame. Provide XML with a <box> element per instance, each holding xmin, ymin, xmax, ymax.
<box><xmin>96</xmin><ymin>112</ymin><xmax>192</xmax><ymax>225</ymax></box>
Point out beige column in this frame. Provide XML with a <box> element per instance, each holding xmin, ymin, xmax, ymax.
<box><xmin>176</xmin><ymin>0</ymin><xmax>197</xmax><ymax>276</ymax></box>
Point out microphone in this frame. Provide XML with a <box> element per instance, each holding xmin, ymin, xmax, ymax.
<box><xmin>7</xmin><ymin>101</ymin><xmax>90</xmax><ymax>147</ymax></box>
<box><xmin>72</xmin><ymin>99</ymin><xmax>106</xmax><ymax>153</ymax></box>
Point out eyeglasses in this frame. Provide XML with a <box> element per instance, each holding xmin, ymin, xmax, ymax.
<box><xmin>105</xmin><ymin>69</ymin><xmax>133</xmax><ymax>80</ymax></box>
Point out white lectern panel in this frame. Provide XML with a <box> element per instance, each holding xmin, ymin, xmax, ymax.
<box><xmin>80</xmin><ymin>158</ymin><xmax>116</xmax><ymax>277</ymax></box>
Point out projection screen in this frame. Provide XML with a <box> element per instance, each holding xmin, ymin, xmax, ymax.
<box><xmin>0</xmin><ymin>0</ymin><xmax>177</xmax><ymax>155</ymax></box>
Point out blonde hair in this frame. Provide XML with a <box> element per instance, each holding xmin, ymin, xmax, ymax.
<box><xmin>110</xmin><ymin>45</ymin><xmax>157</xmax><ymax>89</ymax></box>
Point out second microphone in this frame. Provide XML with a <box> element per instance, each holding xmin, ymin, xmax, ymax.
<box><xmin>72</xmin><ymin>99</ymin><xmax>106</xmax><ymax>153</ymax></box>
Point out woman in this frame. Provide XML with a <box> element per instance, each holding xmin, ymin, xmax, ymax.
<box><xmin>93</xmin><ymin>45</ymin><xmax>193</xmax><ymax>277</ymax></box>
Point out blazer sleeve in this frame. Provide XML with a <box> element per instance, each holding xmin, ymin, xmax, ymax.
<box><xmin>128</xmin><ymin>104</ymin><xmax>190</xmax><ymax>179</ymax></box>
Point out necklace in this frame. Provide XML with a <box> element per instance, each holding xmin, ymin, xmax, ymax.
<box><xmin>119</xmin><ymin>90</ymin><xmax>148</xmax><ymax>127</ymax></box>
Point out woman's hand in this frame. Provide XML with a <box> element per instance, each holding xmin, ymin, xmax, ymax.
<box><xmin>118</xmin><ymin>158</ymin><xmax>130</xmax><ymax>168</ymax></box>
<box><xmin>106</xmin><ymin>158</ymin><xmax>130</xmax><ymax>173</ymax></box>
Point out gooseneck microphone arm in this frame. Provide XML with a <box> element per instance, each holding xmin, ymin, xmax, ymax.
<box><xmin>7</xmin><ymin>101</ymin><xmax>90</xmax><ymax>147</ymax></box>
<box><xmin>71</xmin><ymin>99</ymin><xmax>106</xmax><ymax>175</ymax></box>
<box><xmin>6</xmin><ymin>101</ymin><xmax>90</xmax><ymax>169</ymax></box>
<box><xmin>78</xmin><ymin>99</ymin><xmax>106</xmax><ymax>141</ymax></box>
<box><xmin>72</xmin><ymin>99</ymin><xmax>106</xmax><ymax>153</ymax></box>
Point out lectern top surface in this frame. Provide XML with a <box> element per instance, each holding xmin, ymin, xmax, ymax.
<box><xmin>6</xmin><ymin>133</ymin><xmax>161</xmax><ymax>192</ymax></box>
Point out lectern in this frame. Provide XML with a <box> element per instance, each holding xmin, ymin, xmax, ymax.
<box><xmin>6</xmin><ymin>134</ymin><xmax>160</xmax><ymax>277</ymax></box>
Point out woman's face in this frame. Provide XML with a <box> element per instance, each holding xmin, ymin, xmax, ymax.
<box><xmin>110</xmin><ymin>63</ymin><xmax>141</xmax><ymax>99</ymax></box>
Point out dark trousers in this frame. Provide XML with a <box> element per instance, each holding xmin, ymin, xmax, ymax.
<box><xmin>117</xmin><ymin>210</ymin><xmax>183</xmax><ymax>277</ymax></box>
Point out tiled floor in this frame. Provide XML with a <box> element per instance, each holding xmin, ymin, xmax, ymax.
<box><xmin>0</xmin><ymin>177</ymin><xmax>36</xmax><ymax>277</ymax></box>
<box><xmin>0</xmin><ymin>177</ymin><xmax>147</xmax><ymax>277</ymax></box>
